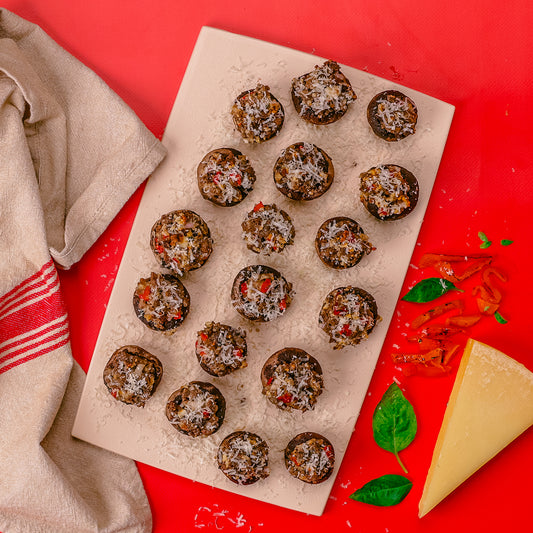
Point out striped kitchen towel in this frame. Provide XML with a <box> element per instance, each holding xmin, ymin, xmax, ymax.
<box><xmin>0</xmin><ymin>8</ymin><xmax>166</xmax><ymax>533</ymax></box>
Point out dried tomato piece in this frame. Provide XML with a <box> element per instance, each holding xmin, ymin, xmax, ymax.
<box><xmin>391</xmin><ymin>348</ymin><xmax>444</xmax><ymax>364</ymax></box>
<box><xmin>407</xmin><ymin>336</ymin><xmax>444</xmax><ymax>351</ymax></box>
<box><xmin>442</xmin><ymin>344</ymin><xmax>460</xmax><ymax>365</ymax></box>
<box><xmin>446</xmin><ymin>315</ymin><xmax>481</xmax><ymax>327</ymax></box>
<box><xmin>401</xmin><ymin>361</ymin><xmax>452</xmax><ymax>378</ymax></box>
<box><xmin>419</xmin><ymin>325</ymin><xmax>464</xmax><ymax>339</ymax></box>
<box><xmin>418</xmin><ymin>253</ymin><xmax>492</xmax><ymax>283</ymax></box>
<box><xmin>472</xmin><ymin>266</ymin><xmax>507</xmax><ymax>315</ymax></box>
<box><xmin>410</xmin><ymin>299</ymin><xmax>464</xmax><ymax>329</ymax></box>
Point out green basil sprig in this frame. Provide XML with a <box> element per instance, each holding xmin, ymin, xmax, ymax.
<box><xmin>478</xmin><ymin>231</ymin><xmax>492</xmax><ymax>249</ymax></box>
<box><xmin>372</xmin><ymin>383</ymin><xmax>417</xmax><ymax>473</ymax></box>
<box><xmin>349</xmin><ymin>474</ymin><xmax>412</xmax><ymax>506</ymax></box>
<box><xmin>494</xmin><ymin>311</ymin><xmax>508</xmax><ymax>324</ymax></box>
<box><xmin>402</xmin><ymin>277</ymin><xmax>463</xmax><ymax>303</ymax></box>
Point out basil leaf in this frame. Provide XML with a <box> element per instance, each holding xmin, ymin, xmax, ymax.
<box><xmin>349</xmin><ymin>474</ymin><xmax>412</xmax><ymax>506</ymax></box>
<box><xmin>478</xmin><ymin>231</ymin><xmax>489</xmax><ymax>242</ymax></box>
<box><xmin>402</xmin><ymin>277</ymin><xmax>463</xmax><ymax>303</ymax></box>
<box><xmin>494</xmin><ymin>311</ymin><xmax>508</xmax><ymax>324</ymax></box>
<box><xmin>480</xmin><ymin>240</ymin><xmax>492</xmax><ymax>249</ymax></box>
<box><xmin>373</xmin><ymin>383</ymin><xmax>417</xmax><ymax>473</ymax></box>
<box><xmin>501</xmin><ymin>239</ymin><xmax>513</xmax><ymax>246</ymax></box>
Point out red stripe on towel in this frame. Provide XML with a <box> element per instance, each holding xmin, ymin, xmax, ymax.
<box><xmin>0</xmin><ymin>260</ymin><xmax>70</xmax><ymax>375</ymax></box>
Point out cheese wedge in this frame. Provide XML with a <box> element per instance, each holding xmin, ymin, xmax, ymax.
<box><xmin>419</xmin><ymin>338</ymin><xmax>533</xmax><ymax>517</ymax></box>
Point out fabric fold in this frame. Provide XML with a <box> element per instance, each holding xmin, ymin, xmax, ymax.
<box><xmin>0</xmin><ymin>7</ymin><xmax>166</xmax><ymax>533</ymax></box>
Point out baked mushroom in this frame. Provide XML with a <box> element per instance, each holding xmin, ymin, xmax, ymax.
<box><xmin>315</xmin><ymin>217</ymin><xmax>373</xmax><ymax>269</ymax></box>
<box><xmin>197</xmin><ymin>148</ymin><xmax>256</xmax><ymax>207</ymax></box>
<box><xmin>291</xmin><ymin>60</ymin><xmax>356</xmax><ymax>125</ymax></box>
<box><xmin>273</xmin><ymin>142</ymin><xmax>334</xmax><ymax>201</ymax></box>
<box><xmin>150</xmin><ymin>209</ymin><xmax>213</xmax><ymax>275</ymax></box>
<box><xmin>261</xmin><ymin>347</ymin><xmax>324</xmax><ymax>412</ymax></box>
<box><xmin>166</xmin><ymin>381</ymin><xmax>226</xmax><ymax>438</ymax></box>
<box><xmin>241</xmin><ymin>202</ymin><xmax>295</xmax><ymax>255</ymax></box>
<box><xmin>285</xmin><ymin>432</ymin><xmax>335</xmax><ymax>484</ymax></box>
<box><xmin>231</xmin><ymin>84</ymin><xmax>284</xmax><ymax>143</ymax></box>
<box><xmin>133</xmin><ymin>272</ymin><xmax>190</xmax><ymax>333</ymax></box>
<box><xmin>217</xmin><ymin>431</ymin><xmax>270</xmax><ymax>485</ymax></box>
<box><xmin>319</xmin><ymin>286</ymin><xmax>379</xmax><ymax>349</ymax></box>
<box><xmin>195</xmin><ymin>322</ymin><xmax>247</xmax><ymax>377</ymax></box>
<box><xmin>359</xmin><ymin>165</ymin><xmax>419</xmax><ymax>221</ymax></box>
<box><xmin>231</xmin><ymin>265</ymin><xmax>293</xmax><ymax>322</ymax></box>
<box><xmin>103</xmin><ymin>345</ymin><xmax>163</xmax><ymax>407</ymax></box>
<box><xmin>367</xmin><ymin>90</ymin><xmax>417</xmax><ymax>141</ymax></box>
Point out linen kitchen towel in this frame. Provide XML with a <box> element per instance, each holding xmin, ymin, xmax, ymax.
<box><xmin>0</xmin><ymin>8</ymin><xmax>166</xmax><ymax>533</ymax></box>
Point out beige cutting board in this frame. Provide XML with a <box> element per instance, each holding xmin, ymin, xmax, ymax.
<box><xmin>73</xmin><ymin>26</ymin><xmax>454</xmax><ymax>515</ymax></box>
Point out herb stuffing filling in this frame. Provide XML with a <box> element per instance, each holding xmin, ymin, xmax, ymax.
<box><xmin>367</xmin><ymin>90</ymin><xmax>418</xmax><ymax>141</ymax></box>
<box><xmin>150</xmin><ymin>210</ymin><xmax>213</xmax><ymax>276</ymax></box>
<box><xmin>319</xmin><ymin>286</ymin><xmax>380</xmax><ymax>349</ymax></box>
<box><xmin>195</xmin><ymin>322</ymin><xmax>247</xmax><ymax>377</ymax></box>
<box><xmin>261</xmin><ymin>348</ymin><xmax>324</xmax><ymax>412</ymax></box>
<box><xmin>285</xmin><ymin>433</ymin><xmax>335</xmax><ymax>484</ymax></box>
<box><xmin>197</xmin><ymin>148</ymin><xmax>256</xmax><ymax>207</ymax></box>
<box><xmin>291</xmin><ymin>60</ymin><xmax>356</xmax><ymax>125</ymax></box>
<box><xmin>103</xmin><ymin>345</ymin><xmax>163</xmax><ymax>407</ymax></box>
<box><xmin>217</xmin><ymin>431</ymin><xmax>270</xmax><ymax>485</ymax></box>
<box><xmin>133</xmin><ymin>272</ymin><xmax>190</xmax><ymax>332</ymax></box>
<box><xmin>273</xmin><ymin>142</ymin><xmax>334</xmax><ymax>201</ymax></box>
<box><xmin>231</xmin><ymin>265</ymin><xmax>293</xmax><ymax>322</ymax></box>
<box><xmin>166</xmin><ymin>381</ymin><xmax>225</xmax><ymax>438</ymax></box>
<box><xmin>315</xmin><ymin>216</ymin><xmax>374</xmax><ymax>269</ymax></box>
<box><xmin>241</xmin><ymin>203</ymin><xmax>295</xmax><ymax>255</ymax></box>
<box><xmin>231</xmin><ymin>84</ymin><xmax>284</xmax><ymax>143</ymax></box>
<box><xmin>359</xmin><ymin>165</ymin><xmax>418</xmax><ymax>220</ymax></box>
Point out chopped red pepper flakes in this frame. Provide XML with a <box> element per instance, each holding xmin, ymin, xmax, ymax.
<box><xmin>393</xmin><ymin>250</ymin><xmax>509</xmax><ymax>378</ymax></box>
<box><xmin>240</xmin><ymin>281</ymin><xmax>248</xmax><ymax>296</ymax></box>
<box><xmin>277</xmin><ymin>393</ymin><xmax>293</xmax><ymax>404</ymax></box>
<box><xmin>279</xmin><ymin>298</ymin><xmax>287</xmax><ymax>311</ymax></box>
<box><xmin>139</xmin><ymin>285</ymin><xmax>151</xmax><ymax>301</ymax></box>
<box><xmin>200</xmin><ymin>332</ymin><xmax>208</xmax><ymax>341</ymax></box>
<box><xmin>340</xmin><ymin>324</ymin><xmax>352</xmax><ymax>337</ymax></box>
<box><xmin>260</xmin><ymin>278</ymin><xmax>272</xmax><ymax>293</ymax></box>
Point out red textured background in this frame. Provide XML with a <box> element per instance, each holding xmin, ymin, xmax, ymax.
<box><xmin>4</xmin><ymin>1</ymin><xmax>532</xmax><ymax>531</ymax></box>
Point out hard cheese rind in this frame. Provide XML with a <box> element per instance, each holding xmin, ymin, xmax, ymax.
<box><xmin>419</xmin><ymin>338</ymin><xmax>533</xmax><ymax>517</ymax></box>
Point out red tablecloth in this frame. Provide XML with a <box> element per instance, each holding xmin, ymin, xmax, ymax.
<box><xmin>5</xmin><ymin>1</ymin><xmax>532</xmax><ymax>531</ymax></box>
